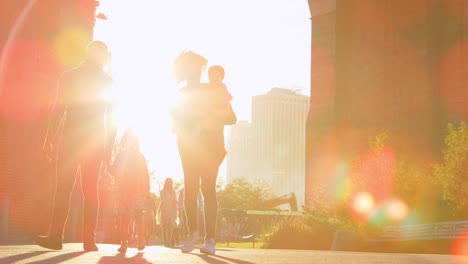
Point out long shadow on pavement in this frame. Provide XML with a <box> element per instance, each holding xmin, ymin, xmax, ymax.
<box><xmin>197</xmin><ymin>254</ymin><xmax>256</xmax><ymax>264</ymax></box>
<box><xmin>0</xmin><ymin>251</ymin><xmax>49</xmax><ymax>264</ymax></box>
<box><xmin>213</xmin><ymin>248</ymin><xmax>237</xmax><ymax>252</ymax></box>
<box><xmin>26</xmin><ymin>251</ymin><xmax>86</xmax><ymax>264</ymax></box>
<box><xmin>98</xmin><ymin>252</ymin><xmax>151</xmax><ymax>264</ymax></box>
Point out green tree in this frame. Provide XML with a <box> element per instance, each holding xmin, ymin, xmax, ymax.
<box><xmin>393</xmin><ymin>154</ymin><xmax>442</xmax><ymax>221</ymax></box>
<box><xmin>217</xmin><ymin>177</ymin><xmax>274</xmax><ymax>210</ymax></box>
<box><xmin>432</xmin><ymin>122</ymin><xmax>468</xmax><ymax>215</ymax></box>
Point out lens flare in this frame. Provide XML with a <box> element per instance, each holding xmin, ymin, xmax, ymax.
<box><xmin>352</xmin><ymin>192</ymin><xmax>375</xmax><ymax>215</ymax></box>
<box><xmin>349</xmin><ymin>146</ymin><xmax>396</xmax><ymax>206</ymax></box>
<box><xmin>386</xmin><ymin>198</ymin><xmax>409</xmax><ymax>222</ymax></box>
<box><xmin>452</xmin><ymin>230</ymin><xmax>468</xmax><ymax>259</ymax></box>
<box><xmin>331</xmin><ymin>162</ymin><xmax>351</xmax><ymax>202</ymax></box>
<box><xmin>54</xmin><ymin>26</ymin><xmax>89</xmax><ymax>67</ymax></box>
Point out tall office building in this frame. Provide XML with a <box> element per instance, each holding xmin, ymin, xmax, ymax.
<box><xmin>250</xmin><ymin>88</ymin><xmax>310</xmax><ymax>208</ymax></box>
<box><xmin>226</xmin><ymin>121</ymin><xmax>255</xmax><ymax>183</ymax></box>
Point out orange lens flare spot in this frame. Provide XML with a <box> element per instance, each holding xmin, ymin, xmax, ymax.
<box><xmin>54</xmin><ymin>26</ymin><xmax>89</xmax><ymax>67</ymax></box>
<box><xmin>349</xmin><ymin>146</ymin><xmax>396</xmax><ymax>205</ymax></box>
<box><xmin>452</xmin><ymin>231</ymin><xmax>468</xmax><ymax>259</ymax></box>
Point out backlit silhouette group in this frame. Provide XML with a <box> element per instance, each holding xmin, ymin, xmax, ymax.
<box><xmin>37</xmin><ymin>41</ymin><xmax>236</xmax><ymax>256</ymax></box>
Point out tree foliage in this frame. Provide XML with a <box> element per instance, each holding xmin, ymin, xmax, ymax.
<box><xmin>217</xmin><ymin>177</ymin><xmax>274</xmax><ymax>210</ymax></box>
<box><xmin>394</xmin><ymin>156</ymin><xmax>431</xmax><ymax>207</ymax></box>
<box><xmin>432</xmin><ymin>122</ymin><xmax>468</xmax><ymax>213</ymax></box>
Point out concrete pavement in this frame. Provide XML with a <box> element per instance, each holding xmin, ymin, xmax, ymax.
<box><xmin>0</xmin><ymin>243</ymin><xmax>466</xmax><ymax>264</ymax></box>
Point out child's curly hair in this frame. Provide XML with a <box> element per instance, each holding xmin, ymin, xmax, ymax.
<box><xmin>173</xmin><ymin>50</ymin><xmax>208</xmax><ymax>83</ymax></box>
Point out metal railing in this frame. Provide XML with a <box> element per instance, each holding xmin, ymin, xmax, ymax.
<box><xmin>371</xmin><ymin>221</ymin><xmax>468</xmax><ymax>242</ymax></box>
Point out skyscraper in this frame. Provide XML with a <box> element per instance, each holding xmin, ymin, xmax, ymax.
<box><xmin>226</xmin><ymin>121</ymin><xmax>254</xmax><ymax>183</ymax></box>
<box><xmin>227</xmin><ymin>88</ymin><xmax>310</xmax><ymax>208</ymax></box>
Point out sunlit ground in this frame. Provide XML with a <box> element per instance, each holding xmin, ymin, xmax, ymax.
<box><xmin>98</xmin><ymin>243</ymin><xmax>171</xmax><ymax>254</ymax></box>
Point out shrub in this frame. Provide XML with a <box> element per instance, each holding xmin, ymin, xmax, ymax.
<box><xmin>217</xmin><ymin>177</ymin><xmax>274</xmax><ymax>210</ymax></box>
<box><xmin>262</xmin><ymin>215</ymin><xmax>333</xmax><ymax>250</ymax></box>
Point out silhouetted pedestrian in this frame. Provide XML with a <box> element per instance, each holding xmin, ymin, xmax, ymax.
<box><xmin>37</xmin><ymin>40</ymin><xmax>115</xmax><ymax>252</ymax></box>
<box><xmin>144</xmin><ymin>192</ymin><xmax>158</xmax><ymax>245</ymax></box>
<box><xmin>111</xmin><ymin>129</ymin><xmax>150</xmax><ymax>253</ymax></box>
<box><xmin>158</xmin><ymin>177</ymin><xmax>178</xmax><ymax>247</ymax></box>
<box><xmin>177</xmin><ymin>187</ymin><xmax>188</xmax><ymax>240</ymax></box>
<box><xmin>171</xmin><ymin>51</ymin><xmax>236</xmax><ymax>255</ymax></box>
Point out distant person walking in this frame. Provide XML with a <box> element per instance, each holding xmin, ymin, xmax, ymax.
<box><xmin>171</xmin><ymin>51</ymin><xmax>236</xmax><ymax>255</ymax></box>
<box><xmin>37</xmin><ymin>40</ymin><xmax>116</xmax><ymax>252</ymax></box>
<box><xmin>157</xmin><ymin>178</ymin><xmax>178</xmax><ymax>247</ymax></box>
<box><xmin>144</xmin><ymin>192</ymin><xmax>158</xmax><ymax>245</ymax></box>
<box><xmin>177</xmin><ymin>187</ymin><xmax>188</xmax><ymax>240</ymax></box>
<box><xmin>110</xmin><ymin>129</ymin><xmax>150</xmax><ymax>253</ymax></box>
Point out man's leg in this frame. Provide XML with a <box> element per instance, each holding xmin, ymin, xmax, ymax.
<box><xmin>134</xmin><ymin>210</ymin><xmax>145</xmax><ymax>250</ymax></box>
<box><xmin>80</xmin><ymin>155</ymin><xmax>102</xmax><ymax>251</ymax></box>
<box><xmin>37</xmin><ymin>143</ymin><xmax>79</xmax><ymax>250</ymax></box>
<box><xmin>118</xmin><ymin>212</ymin><xmax>129</xmax><ymax>253</ymax></box>
<box><xmin>120</xmin><ymin>212</ymin><xmax>130</xmax><ymax>242</ymax></box>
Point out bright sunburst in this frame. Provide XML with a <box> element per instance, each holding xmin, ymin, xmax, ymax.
<box><xmin>93</xmin><ymin>0</ymin><xmax>311</xmax><ymax>187</ymax></box>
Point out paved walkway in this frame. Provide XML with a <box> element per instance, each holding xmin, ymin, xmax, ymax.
<box><xmin>0</xmin><ymin>243</ymin><xmax>466</xmax><ymax>264</ymax></box>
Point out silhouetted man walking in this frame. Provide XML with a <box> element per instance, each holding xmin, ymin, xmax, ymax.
<box><xmin>37</xmin><ymin>41</ymin><xmax>115</xmax><ymax>251</ymax></box>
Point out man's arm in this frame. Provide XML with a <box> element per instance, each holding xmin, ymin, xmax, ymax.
<box><xmin>43</xmin><ymin>73</ymin><xmax>68</xmax><ymax>151</ymax></box>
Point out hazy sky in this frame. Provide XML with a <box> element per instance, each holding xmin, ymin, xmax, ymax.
<box><xmin>94</xmin><ymin>0</ymin><xmax>311</xmax><ymax>189</ymax></box>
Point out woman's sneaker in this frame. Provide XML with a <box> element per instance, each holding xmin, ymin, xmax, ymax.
<box><xmin>200</xmin><ymin>238</ymin><xmax>215</xmax><ymax>255</ymax></box>
<box><xmin>181</xmin><ymin>230</ymin><xmax>200</xmax><ymax>253</ymax></box>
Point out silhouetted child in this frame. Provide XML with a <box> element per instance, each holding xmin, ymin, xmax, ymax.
<box><xmin>206</xmin><ymin>65</ymin><xmax>235</xmax><ymax>130</ymax></box>
<box><xmin>110</xmin><ymin>129</ymin><xmax>150</xmax><ymax>253</ymax></box>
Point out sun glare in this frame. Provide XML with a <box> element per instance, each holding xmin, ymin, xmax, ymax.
<box><xmin>93</xmin><ymin>0</ymin><xmax>311</xmax><ymax>185</ymax></box>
